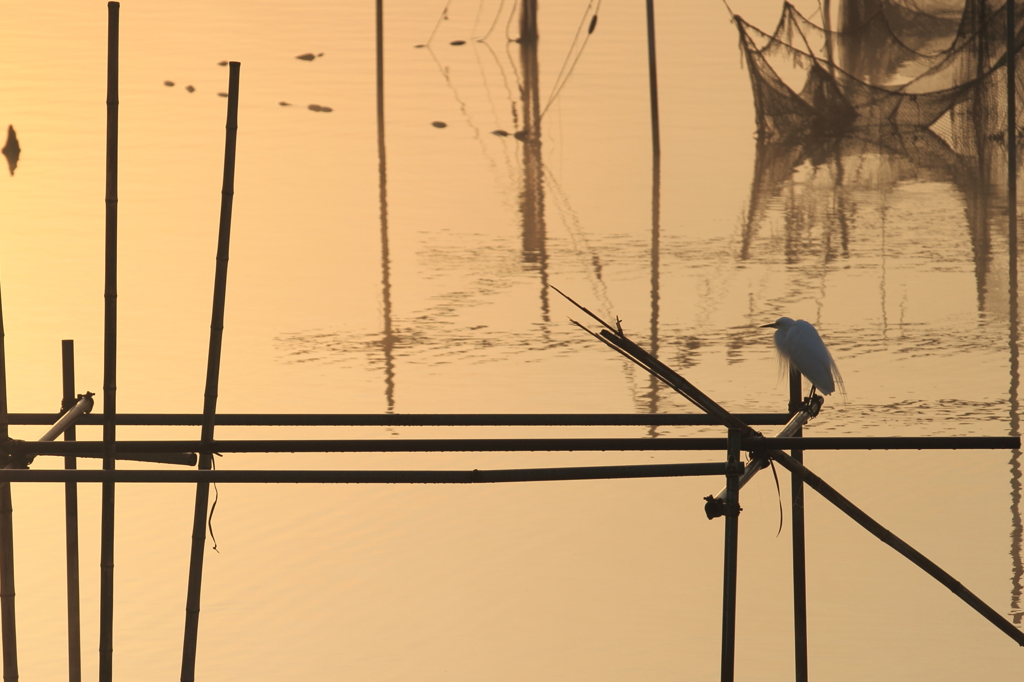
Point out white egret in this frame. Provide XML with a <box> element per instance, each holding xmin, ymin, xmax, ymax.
<box><xmin>761</xmin><ymin>317</ymin><xmax>845</xmax><ymax>399</ymax></box>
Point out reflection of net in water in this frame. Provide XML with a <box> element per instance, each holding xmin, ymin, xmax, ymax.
<box><xmin>734</xmin><ymin>0</ymin><xmax>1024</xmax><ymax>153</ymax></box>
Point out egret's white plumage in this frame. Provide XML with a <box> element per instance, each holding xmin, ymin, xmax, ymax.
<box><xmin>761</xmin><ymin>317</ymin><xmax>845</xmax><ymax>397</ymax></box>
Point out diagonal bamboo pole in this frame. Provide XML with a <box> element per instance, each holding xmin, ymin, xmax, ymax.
<box><xmin>181</xmin><ymin>60</ymin><xmax>240</xmax><ymax>682</ymax></box>
<box><xmin>100</xmin><ymin>4</ymin><xmax>120</xmax><ymax>679</ymax></box>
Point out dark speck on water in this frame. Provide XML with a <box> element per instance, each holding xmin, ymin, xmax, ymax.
<box><xmin>2</xmin><ymin>125</ymin><xmax>20</xmax><ymax>176</ymax></box>
<box><xmin>217</xmin><ymin>92</ymin><xmax>228</xmax><ymax>97</ymax></box>
<box><xmin>308</xmin><ymin>104</ymin><xmax>333</xmax><ymax>113</ymax></box>
<box><xmin>450</xmin><ymin>40</ymin><xmax>466</xmax><ymax>45</ymax></box>
<box><xmin>185</xmin><ymin>85</ymin><xmax>195</xmax><ymax>93</ymax></box>
<box><xmin>217</xmin><ymin>60</ymin><xmax>228</xmax><ymax>66</ymax></box>
<box><xmin>414</xmin><ymin>44</ymin><xmax>426</xmax><ymax>48</ymax></box>
<box><xmin>432</xmin><ymin>121</ymin><xmax>447</xmax><ymax>128</ymax></box>
<box><xmin>164</xmin><ymin>80</ymin><xmax>174</xmax><ymax>87</ymax></box>
<box><xmin>296</xmin><ymin>53</ymin><xmax>316</xmax><ymax>61</ymax></box>
<box><xmin>279</xmin><ymin>101</ymin><xmax>291</xmax><ymax>106</ymax></box>
<box><xmin>491</xmin><ymin>130</ymin><xmax>509</xmax><ymax>137</ymax></box>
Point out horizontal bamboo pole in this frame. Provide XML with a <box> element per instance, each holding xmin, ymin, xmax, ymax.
<box><xmin>0</xmin><ymin>413</ymin><xmax>792</xmax><ymax>427</ymax></box>
<box><xmin>2</xmin><ymin>436</ymin><xmax>1016</xmax><ymax>457</ymax></box>
<box><xmin>771</xmin><ymin>448</ymin><xmax>1024</xmax><ymax>647</ymax></box>
<box><xmin>32</xmin><ymin>451</ymin><xmax>196</xmax><ymax>466</ymax></box>
<box><xmin>0</xmin><ymin>462</ymin><xmax>726</xmax><ymax>484</ymax></box>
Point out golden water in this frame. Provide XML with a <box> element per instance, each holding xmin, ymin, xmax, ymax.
<box><xmin>0</xmin><ymin>0</ymin><xmax>1021</xmax><ymax>679</ymax></box>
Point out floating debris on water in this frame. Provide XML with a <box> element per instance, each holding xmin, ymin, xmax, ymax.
<box><xmin>491</xmin><ymin>130</ymin><xmax>509</xmax><ymax>137</ymax></box>
<box><xmin>279</xmin><ymin>101</ymin><xmax>291</xmax><ymax>106</ymax></box>
<box><xmin>2</xmin><ymin>125</ymin><xmax>20</xmax><ymax>176</ymax></box>
<box><xmin>431</xmin><ymin>121</ymin><xmax>447</xmax><ymax>128</ymax></box>
<box><xmin>308</xmin><ymin>104</ymin><xmax>333</xmax><ymax>112</ymax></box>
<box><xmin>450</xmin><ymin>40</ymin><xmax>466</xmax><ymax>46</ymax></box>
<box><xmin>296</xmin><ymin>53</ymin><xmax>316</xmax><ymax>61</ymax></box>
<box><xmin>164</xmin><ymin>80</ymin><xmax>175</xmax><ymax>87</ymax></box>
<box><xmin>217</xmin><ymin>92</ymin><xmax>228</xmax><ymax>97</ymax></box>
<box><xmin>185</xmin><ymin>85</ymin><xmax>195</xmax><ymax>93</ymax></box>
<box><xmin>217</xmin><ymin>60</ymin><xmax>228</xmax><ymax>66</ymax></box>
<box><xmin>414</xmin><ymin>44</ymin><xmax>426</xmax><ymax>48</ymax></box>
<box><xmin>513</xmin><ymin>130</ymin><xmax>528</xmax><ymax>141</ymax></box>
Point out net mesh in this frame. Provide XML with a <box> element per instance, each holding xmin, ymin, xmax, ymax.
<box><xmin>735</xmin><ymin>0</ymin><xmax>1024</xmax><ymax>156</ymax></box>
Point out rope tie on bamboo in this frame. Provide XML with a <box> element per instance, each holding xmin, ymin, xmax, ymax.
<box><xmin>208</xmin><ymin>452</ymin><xmax>223</xmax><ymax>553</ymax></box>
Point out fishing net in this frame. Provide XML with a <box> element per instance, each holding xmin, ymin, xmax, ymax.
<box><xmin>734</xmin><ymin>0</ymin><xmax>1024</xmax><ymax>157</ymax></box>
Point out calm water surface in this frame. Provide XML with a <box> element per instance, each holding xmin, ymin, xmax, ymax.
<box><xmin>1</xmin><ymin>0</ymin><xmax>1022</xmax><ymax>679</ymax></box>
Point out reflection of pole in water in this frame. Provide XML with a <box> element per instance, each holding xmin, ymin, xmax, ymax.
<box><xmin>377</xmin><ymin>0</ymin><xmax>396</xmax><ymax>412</ymax></box>
<box><xmin>518</xmin><ymin>0</ymin><xmax>549</xmax><ymax>320</ymax></box>
<box><xmin>1007</xmin><ymin>0</ymin><xmax>1022</xmax><ymax>624</ymax></box>
<box><xmin>644</xmin><ymin>0</ymin><xmax>662</xmax><ymax>432</ymax></box>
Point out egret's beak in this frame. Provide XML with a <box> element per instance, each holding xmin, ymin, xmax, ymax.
<box><xmin>760</xmin><ymin>323</ymin><xmax>778</xmax><ymax>329</ymax></box>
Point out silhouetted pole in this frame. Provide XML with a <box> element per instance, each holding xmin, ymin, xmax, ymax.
<box><xmin>644</xmin><ymin>0</ymin><xmax>661</xmax><ymax>158</ymax></box>
<box><xmin>1009</xmin><ymin>0</ymin><xmax>1017</xmax><ymax>233</ymax></box>
<box><xmin>0</xmin><ymin>268</ymin><xmax>17</xmax><ymax>682</ymax></box>
<box><xmin>377</xmin><ymin>0</ymin><xmax>396</xmax><ymax>411</ymax></box>
<box><xmin>788</xmin><ymin>368</ymin><xmax>807</xmax><ymax>682</ymax></box>
<box><xmin>720</xmin><ymin>429</ymin><xmax>742</xmax><ymax>682</ymax></box>
<box><xmin>62</xmin><ymin>341</ymin><xmax>82</xmax><ymax>682</ymax></box>
<box><xmin>181</xmin><ymin>60</ymin><xmax>240</xmax><ymax>682</ymax></box>
<box><xmin>99</xmin><ymin>3</ymin><xmax>119</xmax><ymax>680</ymax></box>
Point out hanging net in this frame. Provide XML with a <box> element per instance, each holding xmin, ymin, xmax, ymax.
<box><xmin>734</xmin><ymin>0</ymin><xmax>1024</xmax><ymax>156</ymax></box>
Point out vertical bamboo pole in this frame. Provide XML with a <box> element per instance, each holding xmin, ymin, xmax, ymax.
<box><xmin>720</xmin><ymin>429</ymin><xmax>742</xmax><ymax>682</ymax></box>
<box><xmin>181</xmin><ymin>60</ymin><xmax>240</xmax><ymax>682</ymax></box>
<box><xmin>0</xmin><ymin>265</ymin><xmax>17</xmax><ymax>682</ymax></box>
<box><xmin>99</xmin><ymin>3</ymin><xmax>119</xmax><ymax>681</ymax></box>
<box><xmin>62</xmin><ymin>341</ymin><xmax>81</xmax><ymax>682</ymax></box>
<box><xmin>788</xmin><ymin>368</ymin><xmax>808</xmax><ymax>682</ymax></box>
<box><xmin>644</xmin><ymin>0</ymin><xmax>661</xmax><ymax>159</ymax></box>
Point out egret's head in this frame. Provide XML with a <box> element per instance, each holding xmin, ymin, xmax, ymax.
<box><xmin>760</xmin><ymin>316</ymin><xmax>794</xmax><ymax>330</ymax></box>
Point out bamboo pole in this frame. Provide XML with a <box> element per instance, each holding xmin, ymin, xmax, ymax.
<box><xmin>61</xmin><ymin>341</ymin><xmax>82</xmax><ymax>682</ymax></box>
<box><xmin>788</xmin><ymin>368</ymin><xmax>808</xmax><ymax>682</ymax></box>
<box><xmin>0</xmin><ymin>266</ymin><xmax>17</xmax><ymax>682</ymax></box>
<box><xmin>0</xmin><ymin>412</ymin><xmax>794</xmax><ymax>427</ymax></box>
<box><xmin>100</xmin><ymin>4</ymin><xmax>119</xmax><ymax>679</ymax></box>
<box><xmin>0</xmin><ymin>463</ymin><xmax>728</xmax><ymax>484</ymax></box>
<box><xmin>181</xmin><ymin>60</ymin><xmax>240</xmax><ymax>682</ymax></box>
<box><xmin>771</xmin><ymin>448</ymin><xmax>1024</xmax><ymax>647</ymax></box>
<box><xmin>2</xmin><ymin>435</ymin><xmax>1018</xmax><ymax>457</ymax></box>
<box><xmin>719</xmin><ymin>429</ymin><xmax>742</xmax><ymax>682</ymax></box>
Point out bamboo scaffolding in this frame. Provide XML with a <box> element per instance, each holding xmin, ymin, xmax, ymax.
<box><xmin>556</xmin><ymin>289</ymin><xmax>1024</xmax><ymax>650</ymax></box>
<box><xmin>100</xmin><ymin>4</ymin><xmax>119</xmax><ymax>679</ymax></box>
<box><xmin>61</xmin><ymin>342</ymin><xmax>82</xmax><ymax>682</ymax></box>
<box><xmin>182</xmin><ymin>60</ymin><xmax>240</xmax><ymax>682</ymax></box>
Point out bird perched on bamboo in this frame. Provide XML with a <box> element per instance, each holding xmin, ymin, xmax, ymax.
<box><xmin>761</xmin><ymin>317</ymin><xmax>844</xmax><ymax>400</ymax></box>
